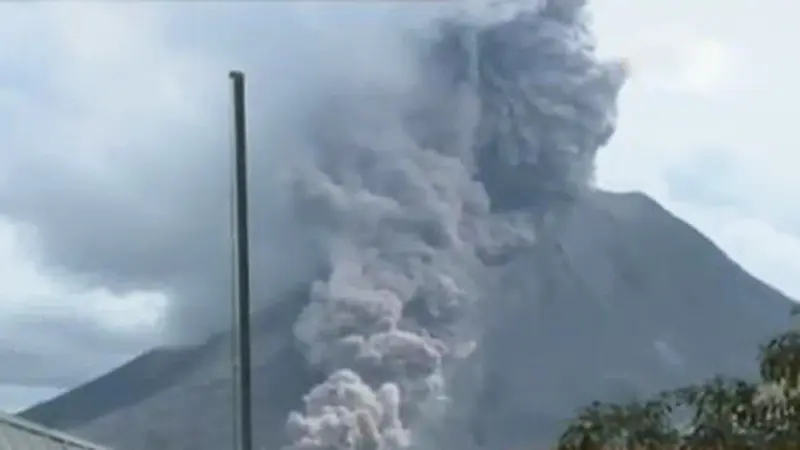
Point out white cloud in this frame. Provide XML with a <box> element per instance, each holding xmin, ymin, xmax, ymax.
<box><xmin>0</xmin><ymin>386</ymin><xmax>62</xmax><ymax>414</ymax></box>
<box><xmin>0</xmin><ymin>219</ymin><xmax>167</xmax><ymax>331</ymax></box>
<box><xmin>0</xmin><ymin>1</ymin><xmax>176</xmax><ymax>344</ymax></box>
<box><xmin>0</xmin><ymin>2</ymin><xmax>181</xmax><ymax>411</ymax></box>
<box><xmin>593</xmin><ymin>1</ymin><xmax>800</xmax><ymax>303</ymax></box>
<box><xmin>0</xmin><ymin>217</ymin><xmax>165</xmax><ymax>410</ymax></box>
<box><xmin>677</xmin><ymin>39</ymin><xmax>735</xmax><ymax>92</ymax></box>
<box><xmin>618</xmin><ymin>29</ymin><xmax>738</xmax><ymax>94</ymax></box>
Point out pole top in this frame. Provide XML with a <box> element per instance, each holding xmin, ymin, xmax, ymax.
<box><xmin>229</xmin><ymin>70</ymin><xmax>245</xmax><ymax>80</ymax></box>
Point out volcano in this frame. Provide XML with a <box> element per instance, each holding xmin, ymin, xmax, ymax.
<box><xmin>21</xmin><ymin>191</ymin><xmax>794</xmax><ymax>450</ymax></box>
<box><xmin>19</xmin><ymin>3</ymin><xmax>797</xmax><ymax>450</ymax></box>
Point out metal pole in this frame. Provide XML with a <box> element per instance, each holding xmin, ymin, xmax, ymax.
<box><xmin>229</xmin><ymin>70</ymin><xmax>253</xmax><ymax>450</ymax></box>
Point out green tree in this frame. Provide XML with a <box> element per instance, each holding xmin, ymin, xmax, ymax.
<box><xmin>751</xmin><ymin>322</ymin><xmax>800</xmax><ymax>448</ymax></box>
<box><xmin>557</xmin><ymin>399</ymin><xmax>678</xmax><ymax>450</ymax></box>
<box><xmin>668</xmin><ymin>377</ymin><xmax>758</xmax><ymax>449</ymax></box>
<box><xmin>557</xmin><ymin>306</ymin><xmax>800</xmax><ymax>450</ymax></box>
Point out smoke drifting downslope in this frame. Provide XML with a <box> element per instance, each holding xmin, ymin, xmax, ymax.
<box><xmin>282</xmin><ymin>2</ymin><xmax>627</xmax><ymax>448</ymax></box>
<box><xmin>15</xmin><ymin>4</ymin><xmax>800</xmax><ymax>450</ymax></box>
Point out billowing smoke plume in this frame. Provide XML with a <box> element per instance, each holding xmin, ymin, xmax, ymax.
<box><xmin>282</xmin><ymin>1</ymin><xmax>627</xmax><ymax>449</ymax></box>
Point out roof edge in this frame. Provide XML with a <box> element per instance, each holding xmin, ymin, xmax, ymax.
<box><xmin>0</xmin><ymin>411</ymin><xmax>108</xmax><ymax>449</ymax></box>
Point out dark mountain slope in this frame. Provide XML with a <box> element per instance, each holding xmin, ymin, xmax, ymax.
<box><xmin>22</xmin><ymin>191</ymin><xmax>796</xmax><ymax>450</ymax></box>
<box><xmin>20</xmin><ymin>346</ymin><xmax>207</xmax><ymax>430</ymax></box>
<box><xmin>453</xmin><ymin>191</ymin><xmax>794</xmax><ymax>450</ymax></box>
<box><xmin>21</xmin><ymin>287</ymin><xmax>318</xmax><ymax>449</ymax></box>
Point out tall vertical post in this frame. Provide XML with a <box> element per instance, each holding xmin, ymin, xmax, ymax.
<box><xmin>229</xmin><ymin>70</ymin><xmax>253</xmax><ymax>450</ymax></box>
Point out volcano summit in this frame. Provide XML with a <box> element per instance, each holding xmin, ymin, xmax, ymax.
<box><xmin>21</xmin><ymin>2</ymin><xmax>795</xmax><ymax>450</ymax></box>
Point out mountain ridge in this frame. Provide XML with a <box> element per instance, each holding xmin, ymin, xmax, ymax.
<box><xmin>20</xmin><ymin>190</ymin><xmax>796</xmax><ymax>450</ymax></box>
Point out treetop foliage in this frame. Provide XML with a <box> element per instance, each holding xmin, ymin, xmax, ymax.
<box><xmin>557</xmin><ymin>307</ymin><xmax>800</xmax><ymax>450</ymax></box>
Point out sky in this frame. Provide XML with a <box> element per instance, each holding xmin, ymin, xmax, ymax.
<box><xmin>0</xmin><ymin>0</ymin><xmax>797</xmax><ymax>413</ymax></box>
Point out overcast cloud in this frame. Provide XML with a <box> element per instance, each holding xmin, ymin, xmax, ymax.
<box><xmin>0</xmin><ymin>0</ymin><xmax>798</xmax><ymax>412</ymax></box>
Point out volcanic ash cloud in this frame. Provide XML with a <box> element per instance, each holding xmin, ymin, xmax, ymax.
<box><xmin>283</xmin><ymin>1</ymin><xmax>628</xmax><ymax>449</ymax></box>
